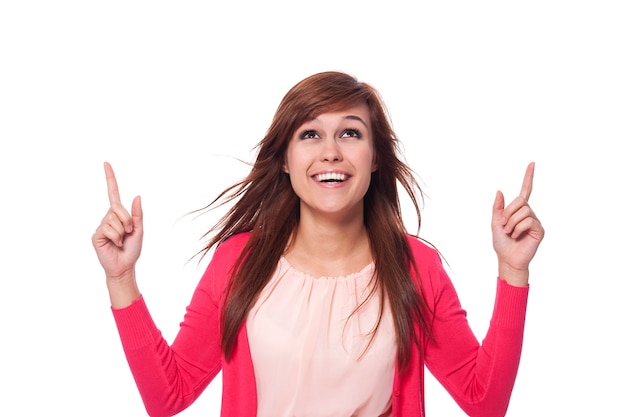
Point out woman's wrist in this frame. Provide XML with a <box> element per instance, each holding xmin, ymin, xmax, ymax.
<box><xmin>106</xmin><ymin>270</ymin><xmax>141</xmax><ymax>309</ymax></box>
<box><xmin>498</xmin><ymin>263</ymin><xmax>530</xmax><ymax>287</ymax></box>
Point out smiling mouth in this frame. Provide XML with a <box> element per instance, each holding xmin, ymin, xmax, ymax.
<box><xmin>313</xmin><ymin>172</ymin><xmax>349</xmax><ymax>183</ymax></box>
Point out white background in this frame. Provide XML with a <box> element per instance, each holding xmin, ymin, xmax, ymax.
<box><xmin>1</xmin><ymin>1</ymin><xmax>624</xmax><ymax>416</ymax></box>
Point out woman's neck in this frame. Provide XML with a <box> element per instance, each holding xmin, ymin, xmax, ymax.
<box><xmin>284</xmin><ymin>213</ymin><xmax>372</xmax><ymax>278</ymax></box>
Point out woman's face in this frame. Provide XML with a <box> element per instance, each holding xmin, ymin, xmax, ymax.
<box><xmin>284</xmin><ymin>103</ymin><xmax>377</xmax><ymax>221</ymax></box>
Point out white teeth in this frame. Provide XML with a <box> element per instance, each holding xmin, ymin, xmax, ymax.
<box><xmin>315</xmin><ymin>172</ymin><xmax>348</xmax><ymax>182</ymax></box>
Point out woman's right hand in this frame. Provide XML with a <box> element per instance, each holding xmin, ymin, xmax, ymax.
<box><xmin>92</xmin><ymin>162</ymin><xmax>143</xmax><ymax>298</ymax></box>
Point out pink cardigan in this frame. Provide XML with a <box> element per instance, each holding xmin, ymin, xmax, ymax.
<box><xmin>113</xmin><ymin>232</ymin><xmax>529</xmax><ymax>417</ymax></box>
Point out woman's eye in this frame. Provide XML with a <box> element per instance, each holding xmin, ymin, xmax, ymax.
<box><xmin>341</xmin><ymin>128</ymin><xmax>362</xmax><ymax>139</ymax></box>
<box><xmin>300</xmin><ymin>130</ymin><xmax>319</xmax><ymax>139</ymax></box>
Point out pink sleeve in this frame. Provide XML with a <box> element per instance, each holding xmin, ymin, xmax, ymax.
<box><xmin>111</xmin><ymin>243</ymin><xmax>234</xmax><ymax>417</ymax></box>
<box><xmin>421</xmin><ymin>250</ymin><xmax>529</xmax><ymax>417</ymax></box>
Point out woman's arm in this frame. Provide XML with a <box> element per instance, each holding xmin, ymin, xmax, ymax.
<box><xmin>92</xmin><ymin>162</ymin><xmax>223</xmax><ymax>416</ymax></box>
<box><xmin>423</xmin><ymin>163</ymin><xmax>543</xmax><ymax>417</ymax></box>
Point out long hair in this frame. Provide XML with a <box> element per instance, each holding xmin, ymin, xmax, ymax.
<box><xmin>198</xmin><ymin>71</ymin><xmax>433</xmax><ymax>370</ymax></box>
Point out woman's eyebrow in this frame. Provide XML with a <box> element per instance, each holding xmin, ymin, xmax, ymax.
<box><xmin>344</xmin><ymin>115</ymin><xmax>368</xmax><ymax>127</ymax></box>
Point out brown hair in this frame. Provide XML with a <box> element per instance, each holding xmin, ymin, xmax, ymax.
<box><xmin>198</xmin><ymin>71</ymin><xmax>433</xmax><ymax>370</ymax></box>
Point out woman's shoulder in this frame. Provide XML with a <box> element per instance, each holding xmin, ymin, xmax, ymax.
<box><xmin>217</xmin><ymin>231</ymin><xmax>252</xmax><ymax>253</ymax></box>
<box><xmin>405</xmin><ymin>233</ymin><xmax>440</xmax><ymax>260</ymax></box>
<box><xmin>404</xmin><ymin>234</ymin><xmax>449</xmax><ymax>296</ymax></box>
<box><xmin>199</xmin><ymin>232</ymin><xmax>252</xmax><ymax>299</ymax></box>
<box><xmin>204</xmin><ymin>232</ymin><xmax>252</xmax><ymax>272</ymax></box>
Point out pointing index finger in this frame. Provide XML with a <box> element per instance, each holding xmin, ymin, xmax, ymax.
<box><xmin>520</xmin><ymin>162</ymin><xmax>535</xmax><ymax>201</ymax></box>
<box><xmin>104</xmin><ymin>161</ymin><xmax>122</xmax><ymax>206</ymax></box>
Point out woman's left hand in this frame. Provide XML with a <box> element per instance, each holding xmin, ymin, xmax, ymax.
<box><xmin>491</xmin><ymin>162</ymin><xmax>545</xmax><ymax>286</ymax></box>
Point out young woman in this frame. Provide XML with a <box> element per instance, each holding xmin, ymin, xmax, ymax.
<box><xmin>93</xmin><ymin>71</ymin><xmax>544</xmax><ymax>417</ymax></box>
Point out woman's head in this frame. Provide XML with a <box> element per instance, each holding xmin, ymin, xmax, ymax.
<box><xmin>253</xmin><ymin>71</ymin><xmax>414</xmax><ymax>226</ymax></box>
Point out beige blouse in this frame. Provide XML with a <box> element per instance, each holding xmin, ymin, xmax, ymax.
<box><xmin>247</xmin><ymin>257</ymin><xmax>396</xmax><ymax>417</ymax></box>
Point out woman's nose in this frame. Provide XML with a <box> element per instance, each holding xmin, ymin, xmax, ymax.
<box><xmin>321</xmin><ymin>139</ymin><xmax>342</xmax><ymax>162</ymax></box>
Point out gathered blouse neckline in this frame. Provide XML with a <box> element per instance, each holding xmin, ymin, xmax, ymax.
<box><xmin>279</xmin><ymin>256</ymin><xmax>375</xmax><ymax>280</ymax></box>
